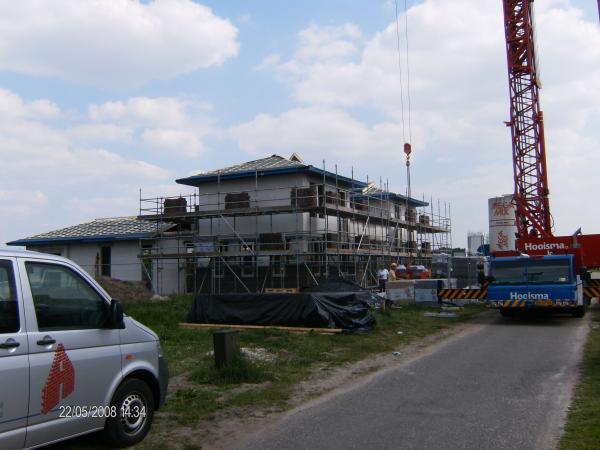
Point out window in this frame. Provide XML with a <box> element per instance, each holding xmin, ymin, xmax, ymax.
<box><xmin>0</xmin><ymin>260</ymin><xmax>19</xmax><ymax>334</ymax></box>
<box><xmin>215</xmin><ymin>258</ymin><xmax>225</xmax><ymax>278</ymax></box>
<box><xmin>141</xmin><ymin>243</ymin><xmax>153</xmax><ymax>289</ymax></box>
<box><xmin>26</xmin><ymin>262</ymin><xmax>109</xmax><ymax>331</ymax></box>
<box><xmin>242</xmin><ymin>243</ymin><xmax>255</xmax><ymax>278</ymax></box>
<box><xmin>491</xmin><ymin>259</ymin><xmax>572</xmax><ymax>285</ymax></box>
<box><xmin>526</xmin><ymin>259</ymin><xmax>571</xmax><ymax>284</ymax></box>
<box><xmin>100</xmin><ymin>246</ymin><xmax>111</xmax><ymax>277</ymax></box>
<box><xmin>491</xmin><ymin>261</ymin><xmax>526</xmax><ymax>284</ymax></box>
<box><xmin>272</xmin><ymin>256</ymin><xmax>285</xmax><ymax>277</ymax></box>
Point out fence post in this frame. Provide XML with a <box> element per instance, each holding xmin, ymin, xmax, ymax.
<box><xmin>213</xmin><ymin>330</ymin><xmax>241</xmax><ymax>369</ymax></box>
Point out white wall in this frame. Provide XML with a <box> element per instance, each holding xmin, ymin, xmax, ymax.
<box><xmin>151</xmin><ymin>237</ymin><xmax>187</xmax><ymax>296</ymax></box>
<box><xmin>110</xmin><ymin>242</ymin><xmax>143</xmax><ymax>281</ymax></box>
<box><xmin>27</xmin><ymin>241</ymin><xmax>143</xmax><ymax>282</ymax></box>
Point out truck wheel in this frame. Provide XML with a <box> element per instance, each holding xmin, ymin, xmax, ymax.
<box><xmin>103</xmin><ymin>378</ymin><xmax>155</xmax><ymax>448</ymax></box>
<box><xmin>572</xmin><ymin>306</ymin><xmax>586</xmax><ymax>318</ymax></box>
<box><xmin>500</xmin><ymin>308</ymin><xmax>514</xmax><ymax>317</ymax></box>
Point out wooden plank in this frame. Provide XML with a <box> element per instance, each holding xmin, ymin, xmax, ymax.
<box><xmin>264</xmin><ymin>287</ymin><xmax>299</xmax><ymax>293</ymax></box>
<box><xmin>179</xmin><ymin>322</ymin><xmax>343</xmax><ymax>334</ymax></box>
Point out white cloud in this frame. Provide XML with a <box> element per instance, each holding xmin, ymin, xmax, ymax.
<box><xmin>0</xmin><ymin>89</ymin><xmax>60</xmax><ymax>119</ymax></box>
<box><xmin>89</xmin><ymin>97</ymin><xmax>194</xmax><ymax>127</ymax></box>
<box><xmin>0</xmin><ymin>89</ymin><xmax>173</xmax><ymax>243</ymax></box>
<box><xmin>230</xmin><ymin>107</ymin><xmax>404</xmax><ymax>163</ymax></box>
<box><xmin>141</xmin><ymin>128</ymin><xmax>204</xmax><ymax>156</ymax></box>
<box><xmin>67</xmin><ymin>124</ymin><xmax>133</xmax><ymax>144</ymax></box>
<box><xmin>0</xmin><ymin>190</ymin><xmax>48</xmax><ymax>216</ymax></box>
<box><xmin>0</xmin><ymin>0</ymin><xmax>239</xmax><ymax>87</ymax></box>
<box><xmin>236</xmin><ymin>0</ymin><xmax>600</xmax><ymax>245</ymax></box>
<box><xmin>89</xmin><ymin>96</ymin><xmax>213</xmax><ymax>156</ymax></box>
<box><xmin>295</xmin><ymin>23</ymin><xmax>361</xmax><ymax>62</ymax></box>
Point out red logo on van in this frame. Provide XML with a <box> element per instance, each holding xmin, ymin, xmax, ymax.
<box><xmin>41</xmin><ymin>344</ymin><xmax>75</xmax><ymax>414</ymax></box>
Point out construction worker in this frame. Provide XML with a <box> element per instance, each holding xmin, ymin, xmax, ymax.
<box><xmin>389</xmin><ymin>263</ymin><xmax>398</xmax><ymax>282</ymax></box>
<box><xmin>377</xmin><ymin>266</ymin><xmax>389</xmax><ymax>292</ymax></box>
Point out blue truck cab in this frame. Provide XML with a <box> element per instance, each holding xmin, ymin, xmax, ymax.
<box><xmin>486</xmin><ymin>254</ymin><xmax>585</xmax><ymax>317</ymax></box>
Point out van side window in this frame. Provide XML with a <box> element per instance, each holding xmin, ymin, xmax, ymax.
<box><xmin>0</xmin><ymin>259</ymin><xmax>19</xmax><ymax>334</ymax></box>
<box><xmin>25</xmin><ymin>262</ymin><xmax>109</xmax><ymax>331</ymax></box>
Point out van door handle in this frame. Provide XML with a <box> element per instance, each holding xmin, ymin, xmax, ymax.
<box><xmin>0</xmin><ymin>340</ymin><xmax>20</xmax><ymax>349</ymax></box>
<box><xmin>37</xmin><ymin>337</ymin><xmax>56</xmax><ymax>346</ymax></box>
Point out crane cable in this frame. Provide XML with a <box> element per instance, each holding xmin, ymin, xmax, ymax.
<box><xmin>394</xmin><ymin>0</ymin><xmax>413</xmax><ymax>144</ymax></box>
<box><xmin>395</xmin><ymin>0</ymin><xmax>415</xmax><ymax>258</ymax></box>
<box><xmin>394</xmin><ymin>0</ymin><xmax>407</xmax><ymax>144</ymax></box>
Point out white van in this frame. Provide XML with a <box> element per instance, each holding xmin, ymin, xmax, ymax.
<box><xmin>0</xmin><ymin>249</ymin><xmax>168</xmax><ymax>449</ymax></box>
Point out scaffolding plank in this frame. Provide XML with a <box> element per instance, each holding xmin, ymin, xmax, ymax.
<box><xmin>139</xmin><ymin>205</ymin><xmax>446</xmax><ymax>233</ymax></box>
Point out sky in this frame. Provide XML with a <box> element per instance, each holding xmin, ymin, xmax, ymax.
<box><xmin>0</xmin><ymin>0</ymin><xmax>598</xmax><ymax>248</ymax></box>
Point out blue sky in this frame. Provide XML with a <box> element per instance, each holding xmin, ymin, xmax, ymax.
<box><xmin>1</xmin><ymin>0</ymin><xmax>599</xmax><ymax>247</ymax></box>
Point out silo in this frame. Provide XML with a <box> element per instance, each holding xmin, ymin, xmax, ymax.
<box><xmin>488</xmin><ymin>195</ymin><xmax>517</xmax><ymax>253</ymax></box>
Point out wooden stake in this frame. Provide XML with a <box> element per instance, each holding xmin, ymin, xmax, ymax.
<box><xmin>179</xmin><ymin>322</ymin><xmax>343</xmax><ymax>334</ymax></box>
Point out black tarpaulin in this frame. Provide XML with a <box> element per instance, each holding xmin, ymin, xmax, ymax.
<box><xmin>301</xmin><ymin>277</ymin><xmax>366</xmax><ymax>293</ymax></box>
<box><xmin>301</xmin><ymin>278</ymin><xmax>381</xmax><ymax>307</ymax></box>
<box><xmin>188</xmin><ymin>292</ymin><xmax>375</xmax><ymax>333</ymax></box>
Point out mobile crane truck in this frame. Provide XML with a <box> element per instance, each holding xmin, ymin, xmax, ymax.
<box><xmin>486</xmin><ymin>0</ymin><xmax>600</xmax><ymax>317</ymax></box>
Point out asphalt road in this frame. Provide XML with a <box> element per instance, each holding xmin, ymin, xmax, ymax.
<box><xmin>242</xmin><ymin>312</ymin><xmax>590</xmax><ymax>450</ymax></box>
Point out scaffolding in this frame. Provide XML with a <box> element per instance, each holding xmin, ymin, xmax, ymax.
<box><xmin>138</xmin><ymin>167</ymin><xmax>451</xmax><ymax>296</ymax></box>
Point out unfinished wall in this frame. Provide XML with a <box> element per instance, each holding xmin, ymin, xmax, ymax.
<box><xmin>196</xmin><ymin>173</ymin><xmax>311</xmax><ymax>212</ymax></box>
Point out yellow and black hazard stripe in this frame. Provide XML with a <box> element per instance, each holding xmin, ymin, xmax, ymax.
<box><xmin>588</xmin><ymin>279</ymin><xmax>600</xmax><ymax>287</ymax></box>
<box><xmin>488</xmin><ymin>299</ymin><xmax>577</xmax><ymax>308</ymax></box>
<box><xmin>584</xmin><ymin>286</ymin><xmax>600</xmax><ymax>298</ymax></box>
<box><xmin>438</xmin><ymin>288</ymin><xmax>487</xmax><ymax>300</ymax></box>
<box><xmin>488</xmin><ymin>300</ymin><xmax>525</xmax><ymax>308</ymax></box>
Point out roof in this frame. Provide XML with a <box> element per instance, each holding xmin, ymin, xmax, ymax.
<box><xmin>176</xmin><ymin>154</ymin><xmax>368</xmax><ymax>188</ymax></box>
<box><xmin>200</xmin><ymin>154</ymin><xmax>306</xmax><ymax>176</ymax></box>
<box><xmin>352</xmin><ymin>183</ymin><xmax>429</xmax><ymax>207</ymax></box>
<box><xmin>6</xmin><ymin>217</ymin><xmax>172</xmax><ymax>247</ymax></box>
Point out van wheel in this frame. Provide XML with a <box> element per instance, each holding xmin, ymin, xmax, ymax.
<box><xmin>103</xmin><ymin>379</ymin><xmax>154</xmax><ymax>448</ymax></box>
<box><xmin>572</xmin><ymin>306</ymin><xmax>586</xmax><ymax>318</ymax></box>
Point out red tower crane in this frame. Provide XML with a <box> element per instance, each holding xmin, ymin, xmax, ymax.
<box><xmin>502</xmin><ymin>0</ymin><xmax>551</xmax><ymax>239</ymax></box>
<box><xmin>499</xmin><ymin>0</ymin><xmax>600</xmax><ymax>268</ymax></box>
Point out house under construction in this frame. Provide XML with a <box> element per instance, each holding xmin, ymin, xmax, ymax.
<box><xmin>138</xmin><ymin>154</ymin><xmax>451</xmax><ymax>295</ymax></box>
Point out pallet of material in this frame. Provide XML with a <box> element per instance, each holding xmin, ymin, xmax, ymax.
<box><xmin>179</xmin><ymin>322</ymin><xmax>342</xmax><ymax>334</ymax></box>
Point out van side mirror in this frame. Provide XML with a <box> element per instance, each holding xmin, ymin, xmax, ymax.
<box><xmin>107</xmin><ymin>299</ymin><xmax>125</xmax><ymax>329</ymax></box>
<box><xmin>583</xmin><ymin>271</ymin><xmax>591</xmax><ymax>282</ymax></box>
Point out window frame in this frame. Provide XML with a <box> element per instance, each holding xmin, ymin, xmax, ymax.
<box><xmin>24</xmin><ymin>260</ymin><xmax>111</xmax><ymax>332</ymax></box>
<box><xmin>0</xmin><ymin>258</ymin><xmax>20</xmax><ymax>334</ymax></box>
<box><xmin>240</xmin><ymin>242</ymin><xmax>255</xmax><ymax>278</ymax></box>
<box><xmin>100</xmin><ymin>246</ymin><xmax>111</xmax><ymax>277</ymax></box>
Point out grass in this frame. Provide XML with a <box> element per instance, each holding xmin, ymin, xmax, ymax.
<box><xmin>122</xmin><ymin>296</ymin><xmax>484</xmax><ymax>428</ymax></box>
<box><xmin>560</xmin><ymin>309</ymin><xmax>600</xmax><ymax>450</ymax></box>
<box><xmin>192</xmin><ymin>355</ymin><xmax>274</xmax><ymax>385</ymax></box>
<box><xmin>56</xmin><ymin>296</ymin><xmax>484</xmax><ymax>449</ymax></box>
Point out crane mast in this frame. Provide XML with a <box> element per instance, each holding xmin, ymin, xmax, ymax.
<box><xmin>502</xmin><ymin>0</ymin><xmax>552</xmax><ymax>239</ymax></box>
